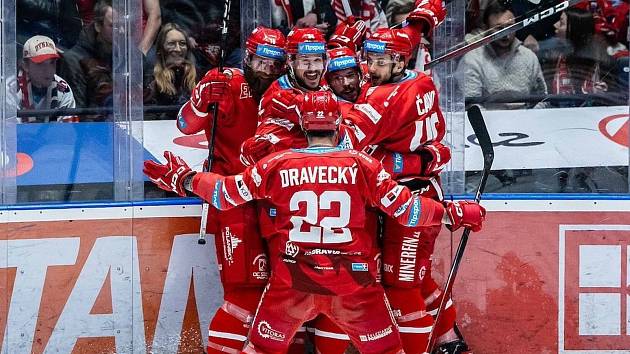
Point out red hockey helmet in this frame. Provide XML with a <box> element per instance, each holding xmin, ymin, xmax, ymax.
<box><xmin>326</xmin><ymin>47</ymin><xmax>359</xmax><ymax>72</ymax></box>
<box><xmin>286</xmin><ymin>28</ymin><xmax>327</xmax><ymax>56</ymax></box>
<box><xmin>363</xmin><ymin>28</ymin><xmax>414</xmax><ymax>58</ymax></box>
<box><xmin>298</xmin><ymin>91</ymin><xmax>341</xmax><ymax>132</ymax></box>
<box><xmin>246</xmin><ymin>26</ymin><xmax>287</xmax><ymax>60</ymax></box>
<box><xmin>328</xmin><ymin>17</ymin><xmax>368</xmax><ymax>52</ymax></box>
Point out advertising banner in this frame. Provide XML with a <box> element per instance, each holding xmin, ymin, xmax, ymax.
<box><xmin>0</xmin><ymin>205</ymin><xmax>221</xmax><ymax>354</ymax></box>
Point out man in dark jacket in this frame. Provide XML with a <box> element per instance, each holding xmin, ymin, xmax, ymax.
<box><xmin>60</xmin><ymin>0</ymin><xmax>113</xmax><ymax>115</ymax></box>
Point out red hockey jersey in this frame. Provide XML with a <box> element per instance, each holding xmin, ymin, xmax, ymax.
<box><xmin>177</xmin><ymin>68</ymin><xmax>257</xmax><ymax>175</ymax></box>
<box><xmin>344</xmin><ymin>70</ymin><xmax>446</xmax><ymax>152</ymax></box>
<box><xmin>191</xmin><ymin>147</ymin><xmax>445</xmax><ymax>295</ymax></box>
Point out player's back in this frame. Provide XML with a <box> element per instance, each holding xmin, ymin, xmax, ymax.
<box><xmin>257</xmin><ymin>146</ymin><xmax>383</xmax><ymax>295</ymax></box>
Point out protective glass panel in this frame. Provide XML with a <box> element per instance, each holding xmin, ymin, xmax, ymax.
<box><xmin>457</xmin><ymin>0</ymin><xmax>629</xmax><ymax>194</ymax></box>
<box><xmin>15</xmin><ymin>0</ymin><xmax>117</xmax><ymax>203</ymax></box>
<box><xmin>142</xmin><ymin>1</ymin><xmax>242</xmax><ymax>199</ymax></box>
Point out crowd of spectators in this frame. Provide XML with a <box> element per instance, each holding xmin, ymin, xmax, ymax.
<box><xmin>14</xmin><ymin>0</ymin><xmax>630</xmax><ymax>123</ymax></box>
<box><xmin>460</xmin><ymin>0</ymin><xmax>629</xmax><ymax>108</ymax></box>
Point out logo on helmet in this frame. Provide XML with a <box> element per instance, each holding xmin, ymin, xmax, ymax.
<box><xmin>256</xmin><ymin>44</ymin><xmax>285</xmax><ymax>60</ymax></box>
<box><xmin>328</xmin><ymin>57</ymin><xmax>357</xmax><ymax>72</ymax></box>
<box><xmin>297</xmin><ymin>42</ymin><xmax>326</xmax><ymax>55</ymax></box>
<box><xmin>364</xmin><ymin>40</ymin><xmax>386</xmax><ymax>53</ymax></box>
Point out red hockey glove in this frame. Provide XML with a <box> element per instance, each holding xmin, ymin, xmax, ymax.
<box><xmin>407</xmin><ymin>0</ymin><xmax>447</xmax><ymax>34</ymax></box>
<box><xmin>444</xmin><ymin>200</ymin><xmax>486</xmax><ymax>232</ymax></box>
<box><xmin>240</xmin><ymin>135</ymin><xmax>278</xmax><ymax>166</ymax></box>
<box><xmin>328</xmin><ymin>17</ymin><xmax>368</xmax><ymax>51</ymax></box>
<box><xmin>191</xmin><ymin>70</ymin><xmax>232</xmax><ymax>113</ymax></box>
<box><xmin>268</xmin><ymin>89</ymin><xmax>301</xmax><ymax>121</ymax></box>
<box><xmin>143</xmin><ymin>151</ymin><xmax>196</xmax><ymax>197</ymax></box>
<box><xmin>419</xmin><ymin>141</ymin><xmax>451</xmax><ymax>176</ymax></box>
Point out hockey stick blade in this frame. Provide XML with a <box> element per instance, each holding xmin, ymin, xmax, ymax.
<box><xmin>426</xmin><ymin>105</ymin><xmax>493</xmax><ymax>352</ymax></box>
<box><xmin>467</xmin><ymin>105</ymin><xmax>494</xmax><ymax>202</ymax></box>
<box><xmin>426</xmin><ymin>0</ymin><xmax>582</xmax><ymax>69</ymax></box>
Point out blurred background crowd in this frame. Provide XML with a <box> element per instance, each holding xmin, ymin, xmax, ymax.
<box><xmin>15</xmin><ymin>0</ymin><xmax>629</xmax><ymax>122</ymax></box>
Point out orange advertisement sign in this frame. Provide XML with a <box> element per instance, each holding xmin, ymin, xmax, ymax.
<box><xmin>0</xmin><ymin>209</ymin><xmax>220</xmax><ymax>354</ymax></box>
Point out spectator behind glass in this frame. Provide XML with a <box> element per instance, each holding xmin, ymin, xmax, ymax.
<box><xmin>386</xmin><ymin>0</ymin><xmax>415</xmax><ymax>26</ymax></box>
<box><xmin>457</xmin><ymin>0</ymin><xmax>547</xmax><ymax>109</ymax></box>
<box><xmin>60</xmin><ymin>0</ymin><xmax>113</xmax><ymax>120</ymax></box>
<box><xmin>144</xmin><ymin>23</ymin><xmax>198</xmax><ymax>120</ymax></box>
<box><xmin>271</xmin><ymin>0</ymin><xmax>338</xmax><ymax>37</ymax></box>
<box><xmin>331</xmin><ymin>0</ymin><xmax>388</xmax><ymax>32</ymax></box>
<box><xmin>76</xmin><ymin>0</ymin><xmax>161</xmax><ymax>55</ymax></box>
<box><xmin>547</xmin><ymin>9</ymin><xmax>614</xmax><ymax>99</ymax></box>
<box><xmin>16</xmin><ymin>0</ymin><xmax>83</xmax><ymax>51</ymax></box>
<box><xmin>18</xmin><ymin>35</ymin><xmax>77</xmax><ymax>123</ymax></box>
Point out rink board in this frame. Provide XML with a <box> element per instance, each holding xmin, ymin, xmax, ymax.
<box><xmin>1</xmin><ymin>199</ymin><xmax>630</xmax><ymax>353</ymax></box>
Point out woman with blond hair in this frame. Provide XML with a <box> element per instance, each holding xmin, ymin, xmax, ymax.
<box><xmin>144</xmin><ymin>22</ymin><xmax>198</xmax><ymax>120</ymax></box>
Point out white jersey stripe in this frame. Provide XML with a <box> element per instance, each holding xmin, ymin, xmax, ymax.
<box><xmin>208</xmin><ymin>330</ymin><xmax>248</xmax><ymax>342</ymax></box>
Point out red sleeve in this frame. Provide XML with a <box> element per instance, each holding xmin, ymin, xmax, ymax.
<box><xmin>399</xmin><ymin>22</ymin><xmax>423</xmax><ymax>51</ymax></box>
<box><xmin>359</xmin><ymin>152</ymin><xmax>444</xmax><ymax>227</ymax></box>
<box><xmin>190</xmin><ymin>162</ymin><xmax>266</xmax><ymax>210</ymax></box>
<box><xmin>367</xmin><ymin>146</ymin><xmax>424</xmax><ymax>179</ymax></box>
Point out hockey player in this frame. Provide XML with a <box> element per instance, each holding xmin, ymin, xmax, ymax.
<box><xmin>175</xmin><ymin>26</ymin><xmax>287</xmax><ymax>354</ymax></box>
<box><xmin>240</xmin><ymin>27</ymin><xmax>329</xmax><ymax>166</ymax></box>
<box><xmin>143</xmin><ymin>90</ymin><xmax>487</xmax><ymax>354</ymax></box>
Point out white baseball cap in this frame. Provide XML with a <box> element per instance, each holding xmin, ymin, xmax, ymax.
<box><xmin>23</xmin><ymin>35</ymin><xmax>61</xmax><ymax>63</ymax></box>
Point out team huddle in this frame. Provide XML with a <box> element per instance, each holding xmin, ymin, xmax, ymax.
<box><xmin>143</xmin><ymin>0</ymin><xmax>487</xmax><ymax>353</ymax></box>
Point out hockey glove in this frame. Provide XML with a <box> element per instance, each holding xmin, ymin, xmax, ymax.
<box><xmin>268</xmin><ymin>89</ymin><xmax>301</xmax><ymax>121</ymax></box>
<box><xmin>444</xmin><ymin>200</ymin><xmax>486</xmax><ymax>232</ymax></box>
<box><xmin>143</xmin><ymin>151</ymin><xmax>196</xmax><ymax>197</ymax></box>
<box><xmin>328</xmin><ymin>17</ymin><xmax>368</xmax><ymax>52</ymax></box>
<box><xmin>191</xmin><ymin>70</ymin><xmax>232</xmax><ymax>113</ymax></box>
<box><xmin>407</xmin><ymin>0</ymin><xmax>447</xmax><ymax>33</ymax></box>
<box><xmin>240</xmin><ymin>134</ymin><xmax>278</xmax><ymax>166</ymax></box>
<box><xmin>419</xmin><ymin>141</ymin><xmax>451</xmax><ymax>176</ymax></box>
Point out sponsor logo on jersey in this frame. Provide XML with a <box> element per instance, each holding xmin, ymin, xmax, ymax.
<box><xmin>374</xmin><ymin>253</ymin><xmax>382</xmax><ymax>282</ymax></box>
<box><xmin>407</xmin><ymin>199</ymin><xmax>421</xmax><ymax>227</ymax></box>
<box><xmin>285</xmin><ymin>241</ymin><xmax>299</xmax><ymax>257</ymax></box>
<box><xmin>304</xmin><ymin>248</ymin><xmax>341</xmax><ymax>256</ymax></box>
<box><xmin>381</xmin><ymin>185</ymin><xmax>403</xmax><ymax>208</ymax></box>
<box><xmin>398</xmin><ymin>232</ymin><xmax>420</xmax><ymax>282</ymax></box>
<box><xmin>240</xmin><ymin>82</ymin><xmax>252</xmax><ymax>99</ymax></box>
<box><xmin>349</xmin><ymin>124</ymin><xmax>366</xmax><ymax>142</ymax></box>
<box><xmin>235</xmin><ymin>175</ymin><xmax>253</xmax><ymax>202</ymax></box>
<box><xmin>279</xmin><ymin>166</ymin><xmax>358</xmax><ymax>187</ymax></box>
<box><xmin>364</xmin><ymin>40</ymin><xmax>386</xmax><ymax>53</ymax></box>
<box><xmin>359</xmin><ymin>325</ymin><xmax>393</xmax><ymax>342</ymax></box>
<box><xmin>176</xmin><ymin>113</ymin><xmax>187</xmax><ymax>129</ymax></box>
<box><xmin>211</xmin><ymin>180</ymin><xmax>223</xmax><ymax>209</ymax></box>
<box><xmin>419</xmin><ymin>265</ymin><xmax>427</xmax><ymax>280</ymax></box>
<box><xmin>223</xmin><ymin>227</ymin><xmax>242</xmax><ymax>266</ymax></box>
<box><xmin>252</xmin><ymin>253</ymin><xmax>269</xmax><ymax>280</ymax></box>
<box><xmin>352</xmin><ymin>263</ymin><xmax>369</xmax><ymax>272</ymax></box>
<box><xmin>383</xmin><ymin>263</ymin><xmax>394</xmax><ymax>273</ymax></box>
<box><xmin>354</xmin><ymin>103</ymin><xmax>382</xmax><ymax>124</ymax></box>
<box><xmin>415</xmin><ymin>90</ymin><xmax>435</xmax><ymax>116</ymax></box>
<box><xmin>256</xmin><ymin>44</ymin><xmax>286</xmax><ymax>60</ymax></box>
<box><xmin>392</xmin><ymin>152</ymin><xmax>403</xmax><ymax>173</ymax></box>
<box><xmin>328</xmin><ymin>57</ymin><xmax>357</xmax><ymax>72</ymax></box>
<box><xmin>297</xmin><ymin>42</ymin><xmax>326</xmax><ymax>55</ymax></box>
<box><xmin>258</xmin><ymin>321</ymin><xmax>286</xmax><ymax>342</ymax></box>
<box><xmin>251</xmin><ymin>167</ymin><xmax>262</xmax><ymax>187</ymax></box>
<box><xmin>269</xmin><ymin>208</ymin><xmax>277</xmax><ymax>217</ymax></box>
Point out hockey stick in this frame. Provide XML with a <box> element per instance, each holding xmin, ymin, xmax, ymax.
<box><xmin>425</xmin><ymin>0</ymin><xmax>582</xmax><ymax>69</ymax></box>
<box><xmin>198</xmin><ymin>0</ymin><xmax>232</xmax><ymax>245</ymax></box>
<box><xmin>425</xmin><ymin>105</ymin><xmax>494</xmax><ymax>353</ymax></box>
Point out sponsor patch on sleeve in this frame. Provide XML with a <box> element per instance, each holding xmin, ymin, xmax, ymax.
<box><xmin>354</xmin><ymin>103</ymin><xmax>382</xmax><ymax>124</ymax></box>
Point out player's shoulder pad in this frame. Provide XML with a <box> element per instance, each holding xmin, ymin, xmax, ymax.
<box><xmin>257</xmin><ymin>149</ymin><xmax>296</xmax><ymax>171</ymax></box>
